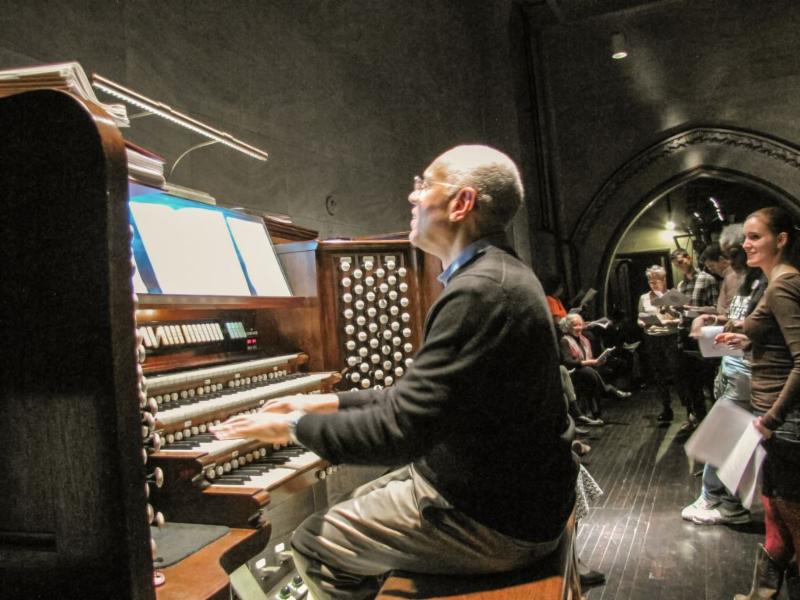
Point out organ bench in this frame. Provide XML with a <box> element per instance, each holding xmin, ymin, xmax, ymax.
<box><xmin>376</xmin><ymin>509</ymin><xmax>581</xmax><ymax>600</ymax></box>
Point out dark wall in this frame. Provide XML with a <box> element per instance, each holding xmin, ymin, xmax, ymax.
<box><xmin>0</xmin><ymin>0</ymin><xmax>531</xmax><ymax>257</ymax></box>
<box><xmin>521</xmin><ymin>0</ymin><xmax>800</xmax><ymax>293</ymax></box>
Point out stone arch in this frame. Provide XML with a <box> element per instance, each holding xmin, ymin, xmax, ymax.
<box><xmin>571</xmin><ymin>127</ymin><xmax>800</xmax><ymax>312</ymax></box>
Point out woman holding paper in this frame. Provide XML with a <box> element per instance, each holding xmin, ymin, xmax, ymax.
<box><xmin>681</xmin><ymin>225</ymin><xmax>766</xmax><ymax>526</ymax></box>
<box><xmin>559</xmin><ymin>314</ymin><xmax>630</xmax><ymax>422</ymax></box>
<box><xmin>717</xmin><ymin>207</ymin><xmax>800</xmax><ymax>600</ymax></box>
<box><xmin>638</xmin><ymin>265</ymin><xmax>681</xmax><ymax>422</ymax></box>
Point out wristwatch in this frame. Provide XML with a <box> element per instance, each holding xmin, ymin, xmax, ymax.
<box><xmin>287</xmin><ymin>410</ymin><xmax>305</xmax><ymax>445</ymax></box>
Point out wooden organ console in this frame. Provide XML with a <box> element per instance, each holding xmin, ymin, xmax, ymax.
<box><xmin>1</xmin><ymin>87</ymin><xmax>441</xmax><ymax>599</ymax></box>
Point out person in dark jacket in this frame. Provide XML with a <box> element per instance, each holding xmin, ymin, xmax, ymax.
<box><xmin>212</xmin><ymin>144</ymin><xmax>578</xmax><ymax>600</ymax></box>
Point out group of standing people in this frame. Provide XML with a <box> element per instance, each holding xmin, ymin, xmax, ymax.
<box><xmin>640</xmin><ymin>208</ymin><xmax>800</xmax><ymax>600</ymax></box>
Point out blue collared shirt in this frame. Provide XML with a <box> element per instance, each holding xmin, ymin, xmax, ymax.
<box><xmin>436</xmin><ymin>237</ymin><xmax>499</xmax><ymax>287</ymax></box>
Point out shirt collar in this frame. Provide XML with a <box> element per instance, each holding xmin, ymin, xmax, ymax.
<box><xmin>436</xmin><ymin>234</ymin><xmax>506</xmax><ymax>286</ymax></box>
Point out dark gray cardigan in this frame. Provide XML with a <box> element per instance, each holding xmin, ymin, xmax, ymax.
<box><xmin>296</xmin><ymin>244</ymin><xmax>577</xmax><ymax>542</ymax></box>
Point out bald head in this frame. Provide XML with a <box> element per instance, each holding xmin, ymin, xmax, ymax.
<box><xmin>432</xmin><ymin>145</ymin><xmax>523</xmax><ymax>235</ymax></box>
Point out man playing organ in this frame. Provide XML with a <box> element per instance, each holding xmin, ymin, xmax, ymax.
<box><xmin>213</xmin><ymin>144</ymin><xmax>578</xmax><ymax>600</ymax></box>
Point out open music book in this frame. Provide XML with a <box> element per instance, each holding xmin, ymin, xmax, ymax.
<box><xmin>651</xmin><ymin>289</ymin><xmax>690</xmax><ymax>307</ymax></box>
<box><xmin>584</xmin><ymin>317</ymin><xmax>612</xmax><ymax>329</ymax></box>
<box><xmin>596</xmin><ymin>346</ymin><xmax>615</xmax><ymax>364</ymax></box>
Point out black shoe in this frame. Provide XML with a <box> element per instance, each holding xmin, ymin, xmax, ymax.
<box><xmin>578</xmin><ymin>560</ymin><xmax>606</xmax><ymax>588</ymax></box>
<box><xmin>657</xmin><ymin>409</ymin><xmax>673</xmax><ymax>422</ymax></box>
<box><xmin>574</xmin><ymin>426</ymin><xmax>590</xmax><ymax>435</ymax></box>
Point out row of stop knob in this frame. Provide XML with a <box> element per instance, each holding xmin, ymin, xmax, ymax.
<box><xmin>132</xmin><ymin>252</ymin><xmax>166</xmax><ymax>574</ymax></box>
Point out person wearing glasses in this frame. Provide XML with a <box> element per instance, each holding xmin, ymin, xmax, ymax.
<box><xmin>212</xmin><ymin>144</ymin><xmax>578</xmax><ymax>600</ymax></box>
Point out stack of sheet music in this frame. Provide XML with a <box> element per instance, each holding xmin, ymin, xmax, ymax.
<box><xmin>0</xmin><ymin>61</ymin><xmax>129</xmax><ymax>127</ymax></box>
<box><xmin>126</xmin><ymin>140</ymin><xmax>166</xmax><ymax>189</ymax></box>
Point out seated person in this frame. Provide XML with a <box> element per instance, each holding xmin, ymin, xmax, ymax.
<box><xmin>213</xmin><ymin>144</ymin><xmax>578</xmax><ymax>600</ymax></box>
<box><xmin>559</xmin><ymin>314</ymin><xmax>631</xmax><ymax>422</ymax></box>
<box><xmin>542</xmin><ymin>274</ymin><xmax>568</xmax><ymax>327</ymax></box>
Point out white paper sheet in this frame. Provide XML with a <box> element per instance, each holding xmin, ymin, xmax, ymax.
<box><xmin>684</xmin><ymin>399</ymin><xmax>765</xmax><ymax>509</ymax></box>
<box><xmin>718</xmin><ymin>424</ymin><xmax>766</xmax><ymax>509</ymax></box>
<box><xmin>697</xmin><ymin>325</ymin><xmax>744</xmax><ymax>358</ymax></box>
<box><xmin>227</xmin><ymin>217</ymin><xmax>291</xmax><ymax>297</ymax></box>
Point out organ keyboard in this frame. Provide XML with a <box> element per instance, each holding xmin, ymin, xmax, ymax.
<box><xmin>141</xmin><ymin>339</ymin><xmax>340</xmax><ymax>530</ymax></box>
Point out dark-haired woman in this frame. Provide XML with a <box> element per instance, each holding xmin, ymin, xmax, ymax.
<box><xmin>718</xmin><ymin>207</ymin><xmax>800</xmax><ymax>600</ymax></box>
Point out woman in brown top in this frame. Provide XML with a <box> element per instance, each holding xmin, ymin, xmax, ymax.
<box><xmin>718</xmin><ymin>207</ymin><xmax>800</xmax><ymax>600</ymax></box>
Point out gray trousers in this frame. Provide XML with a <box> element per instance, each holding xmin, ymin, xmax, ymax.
<box><xmin>291</xmin><ymin>464</ymin><xmax>564</xmax><ymax>600</ymax></box>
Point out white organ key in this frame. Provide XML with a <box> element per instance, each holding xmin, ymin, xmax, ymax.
<box><xmin>155</xmin><ymin>373</ymin><xmax>333</xmax><ymax>426</ymax></box>
<box><xmin>146</xmin><ymin>354</ymin><xmax>303</xmax><ymax>394</ymax></box>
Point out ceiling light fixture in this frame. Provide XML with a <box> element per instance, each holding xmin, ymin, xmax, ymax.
<box><xmin>611</xmin><ymin>32</ymin><xmax>628</xmax><ymax>60</ymax></box>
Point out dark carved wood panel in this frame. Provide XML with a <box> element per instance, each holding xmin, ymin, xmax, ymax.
<box><xmin>0</xmin><ymin>90</ymin><xmax>153</xmax><ymax>598</ymax></box>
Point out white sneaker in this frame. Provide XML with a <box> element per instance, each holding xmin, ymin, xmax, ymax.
<box><xmin>681</xmin><ymin>496</ymin><xmax>750</xmax><ymax>525</ymax></box>
<box><xmin>681</xmin><ymin>496</ymin><xmax>718</xmax><ymax>521</ymax></box>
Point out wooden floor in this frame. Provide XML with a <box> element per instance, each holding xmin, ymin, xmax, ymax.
<box><xmin>576</xmin><ymin>385</ymin><xmax>781</xmax><ymax>600</ymax></box>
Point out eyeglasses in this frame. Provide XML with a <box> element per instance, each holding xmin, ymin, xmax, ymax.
<box><xmin>413</xmin><ymin>175</ymin><xmax>460</xmax><ymax>194</ymax></box>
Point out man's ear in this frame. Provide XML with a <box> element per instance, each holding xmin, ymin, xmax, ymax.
<box><xmin>449</xmin><ymin>187</ymin><xmax>476</xmax><ymax>222</ymax></box>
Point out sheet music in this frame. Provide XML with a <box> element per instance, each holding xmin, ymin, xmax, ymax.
<box><xmin>227</xmin><ymin>217</ymin><xmax>291</xmax><ymax>297</ymax></box>
<box><xmin>697</xmin><ymin>325</ymin><xmax>744</xmax><ymax>358</ymax></box>
<box><xmin>684</xmin><ymin>398</ymin><xmax>763</xmax><ymax>509</ymax></box>
<box><xmin>718</xmin><ymin>425</ymin><xmax>766</xmax><ymax>509</ymax></box>
<box><xmin>131</xmin><ymin>201</ymin><xmax>251</xmax><ymax>296</ymax></box>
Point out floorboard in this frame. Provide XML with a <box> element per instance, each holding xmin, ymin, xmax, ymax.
<box><xmin>576</xmin><ymin>385</ymin><xmax>779</xmax><ymax>600</ymax></box>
